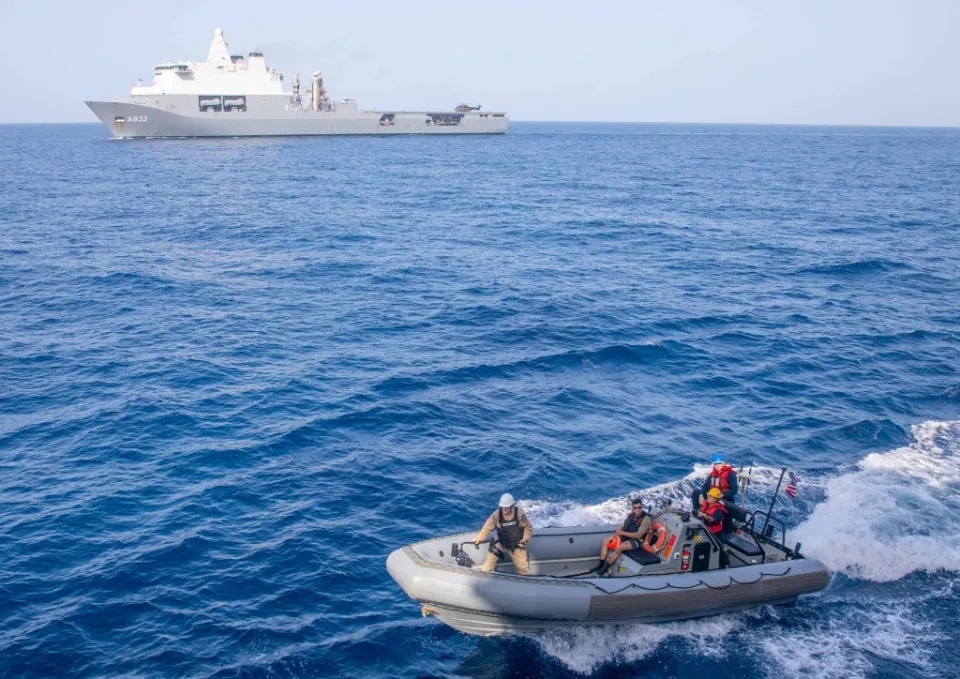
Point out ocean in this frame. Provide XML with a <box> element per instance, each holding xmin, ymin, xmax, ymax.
<box><xmin>1</xmin><ymin>121</ymin><xmax>958</xmax><ymax>678</ymax></box>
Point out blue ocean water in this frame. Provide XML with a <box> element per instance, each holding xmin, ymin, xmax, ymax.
<box><xmin>1</xmin><ymin>121</ymin><xmax>959</xmax><ymax>679</ymax></box>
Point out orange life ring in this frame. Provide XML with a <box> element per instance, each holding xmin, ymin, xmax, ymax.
<box><xmin>642</xmin><ymin>523</ymin><xmax>668</xmax><ymax>553</ymax></box>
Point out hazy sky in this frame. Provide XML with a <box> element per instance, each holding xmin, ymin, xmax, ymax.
<box><xmin>1</xmin><ymin>0</ymin><xmax>958</xmax><ymax>125</ymax></box>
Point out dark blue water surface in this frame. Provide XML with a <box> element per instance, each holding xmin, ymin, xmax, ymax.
<box><xmin>2</xmin><ymin>122</ymin><xmax>959</xmax><ymax>679</ymax></box>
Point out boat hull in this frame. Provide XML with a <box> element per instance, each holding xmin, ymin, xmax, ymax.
<box><xmin>85</xmin><ymin>98</ymin><xmax>508</xmax><ymax>138</ymax></box>
<box><xmin>386</xmin><ymin>529</ymin><xmax>830</xmax><ymax>636</ymax></box>
<box><xmin>418</xmin><ymin>595</ymin><xmax>803</xmax><ymax>636</ymax></box>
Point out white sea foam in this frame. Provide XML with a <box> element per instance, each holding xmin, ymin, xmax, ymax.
<box><xmin>532</xmin><ymin>614</ymin><xmax>747</xmax><ymax>675</ymax></box>
<box><xmin>794</xmin><ymin>420</ymin><xmax>960</xmax><ymax>582</ymax></box>
<box><xmin>531</xmin><ymin>598</ymin><xmax>942</xmax><ymax>678</ymax></box>
<box><xmin>758</xmin><ymin>588</ymin><xmax>946</xmax><ymax>679</ymax></box>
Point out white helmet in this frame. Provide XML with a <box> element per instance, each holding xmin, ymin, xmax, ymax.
<box><xmin>498</xmin><ymin>493</ymin><xmax>515</xmax><ymax>508</ymax></box>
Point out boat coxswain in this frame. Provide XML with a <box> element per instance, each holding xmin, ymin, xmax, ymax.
<box><xmin>473</xmin><ymin>493</ymin><xmax>533</xmax><ymax>576</ymax></box>
<box><xmin>696</xmin><ymin>487</ymin><xmax>728</xmax><ymax>533</ymax></box>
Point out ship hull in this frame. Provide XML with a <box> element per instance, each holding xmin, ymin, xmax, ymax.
<box><xmin>86</xmin><ymin>98</ymin><xmax>508</xmax><ymax>138</ymax></box>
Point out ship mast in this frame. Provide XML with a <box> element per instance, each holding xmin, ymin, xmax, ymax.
<box><xmin>291</xmin><ymin>72</ymin><xmax>302</xmax><ymax>109</ymax></box>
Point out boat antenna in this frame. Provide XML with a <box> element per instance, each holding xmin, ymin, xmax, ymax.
<box><xmin>740</xmin><ymin>461</ymin><xmax>753</xmax><ymax>508</ymax></box>
<box><xmin>761</xmin><ymin>466</ymin><xmax>787</xmax><ymax>536</ymax></box>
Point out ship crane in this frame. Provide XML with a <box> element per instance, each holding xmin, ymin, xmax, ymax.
<box><xmin>308</xmin><ymin>71</ymin><xmax>330</xmax><ymax>112</ymax></box>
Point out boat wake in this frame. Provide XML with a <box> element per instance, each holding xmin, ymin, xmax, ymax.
<box><xmin>518</xmin><ymin>419</ymin><xmax>960</xmax><ymax>678</ymax></box>
<box><xmin>794</xmin><ymin>419</ymin><xmax>960</xmax><ymax>582</ymax></box>
<box><xmin>533</xmin><ymin>614</ymin><xmax>745</xmax><ymax>675</ymax></box>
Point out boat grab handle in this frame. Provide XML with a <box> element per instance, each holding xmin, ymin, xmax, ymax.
<box><xmin>458</xmin><ymin>539</ymin><xmax>494</xmax><ymax>552</ymax></box>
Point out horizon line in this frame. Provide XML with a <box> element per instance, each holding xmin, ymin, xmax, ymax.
<box><xmin>2</xmin><ymin>119</ymin><xmax>959</xmax><ymax>130</ymax></box>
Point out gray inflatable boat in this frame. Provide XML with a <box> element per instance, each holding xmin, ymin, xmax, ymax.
<box><xmin>386</xmin><ymin>503</ymin><xmax>829</xmax><ymax>636</ymax></box>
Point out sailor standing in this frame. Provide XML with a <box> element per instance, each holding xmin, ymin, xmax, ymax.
<box><xmin>691</xmin><ymin>452</ymin><xmax>739</xmax><ymax>508</ymax></box>
<box><xmin>473</xmin><ymin>493</ymin><xmax>533</xmax><ymax>576</ymax></box>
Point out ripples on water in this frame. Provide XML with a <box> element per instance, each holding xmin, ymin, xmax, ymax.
<box><xmin>1</xmin><ymin>122</ymin><xmax>959</xmax><ymax>678</ymax></box>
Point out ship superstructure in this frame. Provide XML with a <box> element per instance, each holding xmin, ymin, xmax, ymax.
<box><xmin>86</xmin><ymin>28</ymin><xmax>508</xmax><ymax>138</ymax></box>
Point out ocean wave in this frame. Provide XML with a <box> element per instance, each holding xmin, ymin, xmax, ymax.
<box><xmin>796</xmin><ymin>259</ymin><xmax>909</xmax><ymax>276</ymax></box>
<box><xmin>802</xmin><ymin>418</ymin><xmax>909</xmax><ymax>452</ymax></box>
<box><xmin>371</xmin><ymin>341</ymin><xmax>685</xmax><ymax>396</ymax></box>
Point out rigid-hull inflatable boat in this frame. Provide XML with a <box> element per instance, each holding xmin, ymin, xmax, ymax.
<box><xmin>386</xmin><ymin>505</ymin><xmax>829</xmax><ymax>636</ymax></box>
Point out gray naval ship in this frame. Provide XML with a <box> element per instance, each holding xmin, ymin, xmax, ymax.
<box><xmin>86</xmin><ymin>28</ymin><xmax>508</xmax><ymax>138</ymax></box>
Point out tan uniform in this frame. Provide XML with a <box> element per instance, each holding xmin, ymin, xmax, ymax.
<box><xmin>475</xmin><ymin>507</ymin><xmax>533</xmax><ymax>575</ymax></box>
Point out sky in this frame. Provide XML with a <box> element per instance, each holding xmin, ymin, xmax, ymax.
<box><xmin>0</xmin><ymin>0</ymin><xmax>958</xmax><ymax>126</ymax></box>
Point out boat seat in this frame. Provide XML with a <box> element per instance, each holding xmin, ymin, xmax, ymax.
<box><xmin>623</xmin><ymin>549</ymin><xmax>662</xmax><ymax>566</ymax></box>
<box><xmin>719</xmin><ymin>531</ymin><xmax>764</xmax><ymax>557</ymax></box>
<box><xmin>720</xmin><ymin>500</ymin><xmax>749</xmax><ymax>532</ymax></box>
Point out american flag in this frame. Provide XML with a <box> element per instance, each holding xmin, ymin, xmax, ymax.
<box><xmin>784</xmin><ymin>471</ymin><xmax>799</xmax><ymax>499</ymax></box>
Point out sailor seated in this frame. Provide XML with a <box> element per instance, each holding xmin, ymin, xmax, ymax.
<box><xmin>610</xmin><ymin>525</ymin><xmax>670</xmax><ymax>573</ymax></box>
<box><xmin>598</xmin><ymin>497</ymin><xmax>652</xmax><ymax>575</ymax></box>
<box><xmin>697</xmin><ymin>494</ymin><xmax>765</xmax><ymax>559</ymax></box>
<box><xmin>599</xmin><ymin>498</ymin><xmax>671</xmax><ymax>574</ymax></box>
<box><xmin>695</xmin><ymin>488</ymin><xmax>728</xmax><ymax>535</ymax></box>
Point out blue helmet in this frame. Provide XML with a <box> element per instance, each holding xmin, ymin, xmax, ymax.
<box><xmin>712</xmin><ymin>452</ymin><xmax>725</xmax><ymax>464</ymax></box>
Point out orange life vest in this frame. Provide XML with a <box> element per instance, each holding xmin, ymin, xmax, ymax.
<box><xmin>699</xmin><ymin>499</ymin><xmax>727</xmax><ymax>534</ymax></box>
<box><xmin>708</xmin><ymin>464</ymin><xmax>734</xmax><ymax>494</ymax></box>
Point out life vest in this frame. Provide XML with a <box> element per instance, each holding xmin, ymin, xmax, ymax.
<box><xmin>497</xmin><ymin>508</ymin><xmax>525</xmax><ymax>549</ymax></box>
<box><xmin>642</xmin><ymin>522</ymin><xmax>668</xmax><ymax>553</ymax></box>
<box><xmin>623</xmin><ymin>510</ymin><xmax>649</xmax><ymax>535</ymax></box>
<box><xmin>708</xmin><ymin>464</ymin><xmax>735</xmax><ymax>494</ymax></box>
<box><xmin>699</xmin><ymin>500</ymin><xmax>727</xmax><ymax>534</ymax></box>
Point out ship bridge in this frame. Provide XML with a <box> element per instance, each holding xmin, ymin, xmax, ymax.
<box><xmin>131</xmin><ymin>28</ymin><xmax>285</xmax><ymax>97</ymax></box>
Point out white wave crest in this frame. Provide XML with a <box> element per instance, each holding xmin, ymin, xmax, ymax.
<box><xmin>793</xmin><ymin>420</ymin><xmax>960</xmax><ymax>582</ymax></box>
